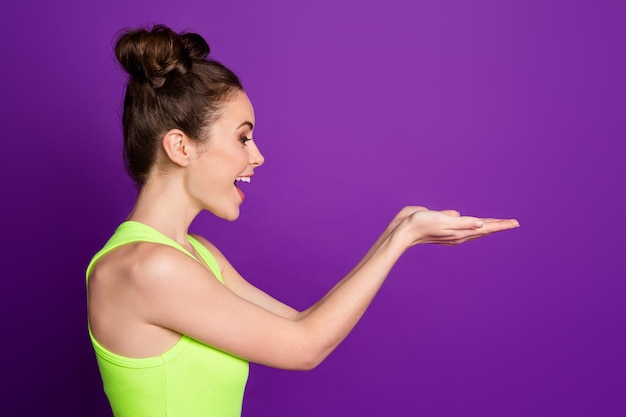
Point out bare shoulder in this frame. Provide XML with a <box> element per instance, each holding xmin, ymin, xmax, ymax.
<box><xmin>88</xmin><ymin>240</ymin><xmax>219</xmax><ymax>324</ymax></box>
<box><xmin>88</xmin><ymin>242</ymin><xmax>212</xmax><ymax>356</ymax></box>
<box><xmin>89</xmin><ymin>242</ymin><xmax>206</xmax><ymax>298</ymax></box>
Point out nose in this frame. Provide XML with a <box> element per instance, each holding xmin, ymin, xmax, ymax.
<box><xmin>249</xmin><ymin>140</ymin><xmax>265</xmax><ymax>167</ymax></box>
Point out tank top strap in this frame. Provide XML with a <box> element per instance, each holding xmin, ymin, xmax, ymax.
<box><xmin>187</xmin><ymin>235</ymin><xmax>224</xmax><ymax>283</ymax></box>
<box><xmin>86</xmin><ymin>221</ymin><xmax>224</xmax><ymax>284</ymax></box>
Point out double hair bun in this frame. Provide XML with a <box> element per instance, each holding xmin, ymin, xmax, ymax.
<box><xmin>115</xmin><ymin>24</ymin><xmax>211</xmax><ymax>88</ymax></box>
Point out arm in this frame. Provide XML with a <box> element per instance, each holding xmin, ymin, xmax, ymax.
<box><xmin>190</xmin><ymin>234</ymin><xmax>301</xmax><ymax>320</ymax></box>
<box><xmin>290</xmin><ymin>207</ymin><xmax>519</xmax><ymax>362</ymax></box>
<box><xmin>293</xmin><ymin>207</ymin><xmax>427</xmax><ymax>319</ymax></box>
<box><xmin>295</xmin><ymin>207</ymin><xmax>481</xmax><ymax>318</ymax></box>
<box><xmin>135</xmin><ymin>208</ymin><xmax>518</xmax><ymax>370</ymax></box>
<box><xmin>191</xmin><ymin>207</ymin><xmax>448</xmax><ymax>320</ymax></box>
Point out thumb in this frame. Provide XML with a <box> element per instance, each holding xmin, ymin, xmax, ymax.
<box><xmin>448</xmin><ymin>216</ymin><xmax>484</xmax><ymax>230</ymax></box>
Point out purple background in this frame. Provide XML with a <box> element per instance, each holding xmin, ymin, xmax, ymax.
<box><xmin>1</xmin><ymin>0</ymin><xmax>624</xmax><ymax>416</ymax></box>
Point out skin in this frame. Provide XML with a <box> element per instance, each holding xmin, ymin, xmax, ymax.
<box><xmin>88</xmin><ymin>90</ymin><xmax>520</xmax><ymax>370</ymax></box>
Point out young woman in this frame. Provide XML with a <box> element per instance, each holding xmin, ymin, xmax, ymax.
<box><xmin>86</xmin><ymin>24</ymin><xmax>519</xmax><ymax>417</ymax></box>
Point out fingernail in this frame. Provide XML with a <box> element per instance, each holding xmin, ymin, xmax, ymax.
<box><xmin>512</xmin><ymin>220</ymin><xmax>520</xmax><ymax>227</ymax></box>
<box><xmin>474</xmin><ymin>221</ymin><xmax>484</xmax><ymax>228</ymax></box>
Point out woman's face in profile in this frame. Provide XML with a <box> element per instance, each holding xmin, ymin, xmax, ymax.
<box><xmin>186</xmin><ymin>91</ymin><xmax>265</xmax><ymax>220</ymax></box>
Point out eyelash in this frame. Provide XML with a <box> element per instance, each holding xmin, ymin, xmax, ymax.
<box><xmin>240</xmin><ymin>136</ymin><xmax>251</xmax><ymax>145</ymax></box>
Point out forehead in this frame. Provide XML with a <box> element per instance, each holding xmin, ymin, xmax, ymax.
<box><xmin>218</xmin><ymin>90</ymin><xmax>255</xmax><ymax>128</ymax></box>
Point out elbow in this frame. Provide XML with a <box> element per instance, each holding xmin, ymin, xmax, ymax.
<box><xmin>277</xmin><ymin>322</ymin><xmax>333</xmax><ymax>371</ymax></box>
<box><xmin>279</xmin><ymin>336</ymin><xmax>328</xmax><ymax>371</ymax></box>
<box><xmin>291</xmin><ymin>338</ymin><xmax>331</xmax><ymax>371</ymax></box>
<box><xmin>294</xmin><ymin>352</ymin><xmax>324</xmax><ymax>371</ymax></box>
<box><xmin>298</xmin><ymin>363</ymin><xmax>319</xmax><ymax>371</ymax></box>
<box><xmin>289</xmin><ymin>356</ymin><xmax>322</xmax><ymax>371</ymax></box>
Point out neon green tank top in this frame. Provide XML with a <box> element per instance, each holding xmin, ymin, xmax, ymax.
<box><xmin>86</xmin><ymin>221</ymin><xmax>249</xmax><ymax>417</ymax></box>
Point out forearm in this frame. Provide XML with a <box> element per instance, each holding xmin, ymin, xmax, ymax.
<box><xmin>295</xmin><ymin>222</ymin><xmax>399</xmax><ymax>320</ymax></box>
<box><xmin>296</xmin><ymin>234</ymin><xmax>406</xmax><ymax>367</ymax></box>
<box><xmin>289</xmin><ymin>207</ymin><xmax>518</xmax><ymax>368</ymax></box>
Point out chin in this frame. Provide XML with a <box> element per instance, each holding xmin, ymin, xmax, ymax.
<box><xmin>223</xmin><ymin>212</ymin><xmax>241</xmax><ymax>221</ymax></box>
<box><xmin>212</xmin><ymin>206</ymin><xmax>241</xmax><ymax>221</ymax></box>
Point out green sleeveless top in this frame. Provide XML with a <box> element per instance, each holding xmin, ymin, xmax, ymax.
<box><xmin>86</xmin><ymin>221</ymin><xmax>249</xmax><ymax>417</ymax></box>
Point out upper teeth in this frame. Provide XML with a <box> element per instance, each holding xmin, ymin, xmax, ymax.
<box><xmin>236</xmin><ymin>177</ymin><xmax>251</xmax><ymax>183</ymax></box>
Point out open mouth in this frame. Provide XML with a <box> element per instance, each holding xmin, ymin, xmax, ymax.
<box><xmin>234</xmin><ymin>176</ymin><xmax>251</xmax><ymax>200</ymax></box>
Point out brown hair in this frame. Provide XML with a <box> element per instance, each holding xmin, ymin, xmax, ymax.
<box><xmin>115</xmin><ymin>24</ymin><xmax>243</xmax><ymax>185</ymax></box>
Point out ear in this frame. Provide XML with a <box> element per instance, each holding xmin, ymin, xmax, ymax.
<box><xmin>161</xmin><ymin>129</ymin><xmax>195</xmax><ymax>167</ymax></box>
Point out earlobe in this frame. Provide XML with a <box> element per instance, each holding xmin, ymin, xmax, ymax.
<box><xmin>162</xmin><ymin>130</ymin><xmax>192</xmax><ymax>167</ymax></box>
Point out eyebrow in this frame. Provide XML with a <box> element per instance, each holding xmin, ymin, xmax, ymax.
<box><xmin>237</xmin><ymin>121</ymin><xmax>254</xmax><ymax>131</ymax></box>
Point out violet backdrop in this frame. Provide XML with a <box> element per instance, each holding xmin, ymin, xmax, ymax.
<box><xmin>1</xmin><ymin>0</ymin><xmax>624</xmax><ymax>416</ymax></box>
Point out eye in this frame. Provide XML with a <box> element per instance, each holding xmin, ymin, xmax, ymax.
<box><xmin>239</xmin><ymin>136</ymin><xmax>251</xmax><ymax>145</ymax></box>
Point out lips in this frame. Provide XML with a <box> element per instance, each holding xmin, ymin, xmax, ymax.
<box><xmin>234</xmin><ymin>176</ymin><xmax>252</xmax><ymax>201</ymax></box>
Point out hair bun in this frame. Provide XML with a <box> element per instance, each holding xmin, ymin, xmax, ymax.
<box><xmin>115</xmin><ymin>24</ymin><xmax>210</xmax><ymax>88</ymax></box>
<box><xmin>181</xmin><ymin>33</ymin><xmax>210</xmax><ymax>60</ymax></box>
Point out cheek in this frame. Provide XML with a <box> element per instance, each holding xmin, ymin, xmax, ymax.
<box><xmin>221</xmin><ymin>148</ymin><xmax>249</xmax><ymax>171</ymax></box>
<box><xmin>208</xmin><ymin>157</ymin><xmax>244</xmax><ymax>188</ymax></box>
<box><xmin>197</xmin><ymin>146</ymin><xmax>247</xmax><ymax>185</ymax></box>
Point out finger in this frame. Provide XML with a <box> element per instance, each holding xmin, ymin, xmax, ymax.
<box><xmin>447</xmin><ymin>216</ymin><xmax>485</xmax><ymax>231</ymax></box>
<box><xmin>474</xmin><ymin>219</ymin><xmax>520</xmax><ymax>233</ymax></box>
<box><xmin>446</xmin><ymin>223</ymin><xmax>516</xmax><ymax>245</ymax></box>
<box><xmin>440</xmin><ymin>209</ymin><xmax>461</xmax><ymax>217</ymax></box>
<box><xmin>448</xmin><ymin>234</ymin><xmax>483</xmax><ymax>245</ymax></box>
<box><xmin>445</xmin><ymin>217</ymin><xmax>518</xmax><ymax>239</ymax></box>
<box><xmin>481</xmin><ymin>217</ymin><xmax>520</xmax><ymax>225</ymax></box>
<box><xmin>457</xmin><ymin>216</ymin><xmax>520</xmax><ymax>229</ymax></box>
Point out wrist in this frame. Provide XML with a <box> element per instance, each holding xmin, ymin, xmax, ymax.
<box><xmin>385</xmin><ymin>226</ymin><xmax>412</xmax><ymax>255</ymax></box>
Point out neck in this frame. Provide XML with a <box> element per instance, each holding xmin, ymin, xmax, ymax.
<box><xmin>127</xmin><ymin>175</ymin><xmax>201</xmax><ymax>247</ymax></box>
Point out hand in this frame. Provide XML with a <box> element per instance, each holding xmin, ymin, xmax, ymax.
<box><xmin>390</xmin><ymin>207</ymin><xmax>519</xmax><ymax>248</ymax></box>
